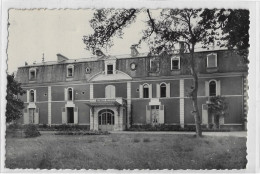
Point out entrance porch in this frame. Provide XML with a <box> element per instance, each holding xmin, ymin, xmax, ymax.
<box><xmin>85</xmin><ymin>98</ymin><xmax>127</xmax><ymax>131</ymax></box>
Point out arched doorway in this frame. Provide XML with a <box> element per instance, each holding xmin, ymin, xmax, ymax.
<box><xmin>98</xmin><ymin>109</ymin><xmax>115</xmax><ymax>131</ymax></box>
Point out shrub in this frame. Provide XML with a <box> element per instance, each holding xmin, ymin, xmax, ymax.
<box><xmin>143</xmin><ymin>137</ymin><xmax>150</xmax><ymax>142</ymax></box>
<box><xmin>133</xmin><ymin>138</ymin><xmax>140</xmax><ymax>143</ymax></box>
<box><xmin>24</xmin><ymin>124</ymin><xmax>41</xmax><ymax>138</ymax></box>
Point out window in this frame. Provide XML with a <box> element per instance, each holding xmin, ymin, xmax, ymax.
<box><xmin>107</xmin><ymin>65</ymin><xmax>113</xmax><ymax>74</ymax></box>
<box><xmin>29</xmin><ymin>68</ymin><xmax>36</xmax><ymax>80</ymax></box>
<box><xmin>68</xmin><ymin>88</ymin><xmax>73</xmax><ymax>101</ymax></box>
<box><xmin>150</xmin><ymin>58</ymin><xmax>160</xmax><ymax>72</ymax></box>
<box><xmin>207</xmin><ymin>53</ymin><xmax>217</xmax><ymax>68</ymax></box>
<box><xmin>143</xmin><ymin>84</ymin><xmax>149</xmax><ymax>98</ymax></box>
<box><xmin>30</xmin><ymin>90</ymin><xmax>35</xmax><ymax>102</ymax></box>
<box><xmin>98</xmin><ymin>109</ymin><xmax>115</xmax><ymax>125</ymax></box>
<box><xmin>67</xmin><ymin>65</ymin><xmax>74</xmax><ymax>77</ymax></box>
<box><xmin>171</xmin><ymin>57</ymin><xmax>180</xmax><ymax>70</ymax></box>
<box><xmin>160</xmin><ymin>83</ymin><xmax>166</xmax><ymax>98</ymax></box>
<box><xmin>209</xmin><ymin>81</ymin><xmax>216</xmax><ymax>96</ymax></box>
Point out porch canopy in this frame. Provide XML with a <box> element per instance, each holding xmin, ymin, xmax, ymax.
<box><xmin>85</xmin><ymin>98</ymin><xmax>126</xmax><ymax>107</ymax></box>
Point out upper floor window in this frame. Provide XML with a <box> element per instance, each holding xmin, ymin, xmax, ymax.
<box><xmin>150</xmin><ymin>58</ymin><xmax>160</xmax><ymax>72</ymax></box>
<box><xmin>29</xmin><ymin>68</ymin><xmax>36</xmax><ymax>81</ymax></box>
<box><xmin>67</xmin><ymin>65</ymin><xmax>74</xmax><ymax>77</ymax></box>
<box><xmin>105</xmin><ymin>59</ymin><xmax>116</xmax><ymax>75</ymax></box>
<box><xmin>171</xmin><ymin>56</ymin><xmax>180</xmax><ymax>70</ymax></box>
<box><xmin>160</xmin><ymin>83</ymin><xmax>166</xmax><ymax>98</ymax></box>
<box><xmin>143</xmin><ymin>84</ymin><xmax>149</xmax><ymax>98</ymax></box>
<box><xmin>207</xmin><ymin>53</ymin><xmax>217</xmax><ymax>68</ymax></box>
<box><xmin>30</xmin><ymin>90</ymin><xmax>35</xmax><ymax>102</ymax></box>
<box><xmin>209</xmin><ymin>81</ymin><xmax>216</xmax><ymax>96</ymax></box>
<box><xmin>68</xmin><ymin>88</ymin><xmax>73</xmax><ymax>101</ymax></box>
<box><xmin>107</xmin><ymin>65</ymin><xmax>114</xmax><ymax>74</ymax></box>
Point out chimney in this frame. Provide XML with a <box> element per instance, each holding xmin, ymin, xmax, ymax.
<box><xmin>179</xmin><ymin>41</ymin><xmax>185</xmax><ymax>53</ymax></box>
<box><xmin>130</xmin><ymin>44</ymin><xmax>139</xmax><ymax>57</ymax></box>
<box><xmin>57</xmin><ymin>54</ymin><xmax>69</xmax><ymax>63</ymax></box>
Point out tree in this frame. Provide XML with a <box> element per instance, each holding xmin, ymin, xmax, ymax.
<box><xmin>82</xmin><ymin>9</ymin><xmax>248</xmax><ymax>137</ymax></box>
<box><xmin>6</xmin><ymin>73</ymin><xmax>26</xmax><ymax>123</ymax></box>
<box><xmin>207</xmin><ymin>96</ymin><xmax>228</xmax><ymax>129</ymax></box>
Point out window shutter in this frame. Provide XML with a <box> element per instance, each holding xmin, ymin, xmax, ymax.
<box><xmin>34</xmin><ymin>90</ymin><xmax>37</xmax><ymax>102</ymax></box>
<box><xmin>62</xmin><ymin>107</ymin><xmax>67</xmax><ymax>124</ymax></box>
<box><xmin>146</xmin><ymin>105</ymin><xmax>151</xmax><ymax>123</ymax></box>
<box><xmin>139</xmin><ymin>84</ymin><xmax>143</xmax><ymax>98</ymax></box>
<box><xmin>205</xmin><ymin>81</ymin><xmax>209</xmax><ymax>96</ymax></box>
<box><xmin>27</xmin><ymin>90</ymin><xmax>29</xmax><ymax>103</ymax></box>
<box><xmin>24</xmin><ymin>109</ymin><xmax>29</xmax><ymax>124</ymax></box>
<box><xmin>156</xmin><ymin>84</ymin><xmax>160</xmax><ymax>98</ymax></box>
<box><xmin>216</xmin><ymin>80</ymin><xmax>221</xmax><ymax>96</ymax></box>
<box><xmin>64</xmin><ymin>88</ymin><xmax>68</xmax><ymax>101</ymax></box>
<box><xmin>74</xmin><ymin>107</ymin><xmax>78</xmax><ymax>124</ymax></box>
<box><xmin>149</xmin><ymin>84</ymin><xmax>152</xmax><ymax>98</ymax></box>
<box><xmin>159</xmin><ymin>105</ymin><xmax>164</xmax><ymax>124</ymax></box>
<box><xmin>166</xmin><ymin>83</ymin><xmax>170</xmax><ymax>98</ymax></box>
<box><xmin>35</xmin><ymin>108</ymin><xmax>39</xmax><ymax>124</ymax></box>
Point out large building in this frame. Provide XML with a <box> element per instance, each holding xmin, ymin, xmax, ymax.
<box><xmin>16</xmin><ymin>46</ymin><xmax>248</xmax><ymax>130</ymax></box>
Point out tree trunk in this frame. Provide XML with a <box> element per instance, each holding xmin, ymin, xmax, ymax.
<box><xmin>190</xmin><ymin>45</ymin><xmax>202</xmax><ymax>137</ymax></box>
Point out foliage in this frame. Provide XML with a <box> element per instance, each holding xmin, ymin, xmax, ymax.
<box><xmin>54</xmin><ymin>130</ymin><xmax>110</xmax><ymax>135</ymax></box>
<box><xmin>24</xmin><ymin>124</ymin><xmax>41</xmax><ymax>138</ymax></box>
<box><xmin>6</xmin><ymin>74</ymin><xmax>26</xmax><ymax>123</ymax></box>
<box><xmin>208</xmin><ymin>96</ymin><xmax>228</xmax><ymax>118</ymax></box>
<box><xmin>200</xmin><ymin>9</ymin><xmax>250</xmax><ymax>63</ymax></box>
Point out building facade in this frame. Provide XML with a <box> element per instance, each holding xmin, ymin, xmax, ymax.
<box><xmin>16</xmin><ymin>47</ymin><xmax>248</xmax><ymax>130</ymax></box>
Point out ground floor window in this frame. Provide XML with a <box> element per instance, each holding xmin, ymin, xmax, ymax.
<box><xmin>98</xmin><ymin>109</ymin><xmax>114</xmax><ymax>125</ymax></box>
<box><xmin>67</xmin><ymin>107</ymin><xmax>74</xmax><ymax>123</ymax></box>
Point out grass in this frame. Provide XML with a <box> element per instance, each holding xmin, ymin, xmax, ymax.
<box><xmin>5</xmin><ymin>133</ymin><xmax>247</xmax><ymax>170</ymax></box>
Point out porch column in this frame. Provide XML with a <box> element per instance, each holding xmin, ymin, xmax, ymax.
<box><xmin>180</xmin><ymin>79</ymin><xmax>184</xmax><ymax>128</ymax></box>
<box><xmin>127</xmin><ymin>82</ymin><xmax>131</xmax><ymax>129</ymax></box>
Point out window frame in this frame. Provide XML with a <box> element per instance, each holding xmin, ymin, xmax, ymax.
<box><xmin>171</xmin><ymin>56</ymin><xmax>180</xmax><ymax>70</ymax></box>
<box><xmin>207</xmin><ymin>53</ymin><xmax>218</xmax><ymax>68</ymax></box>
<box><xmin>29</xmin><ymin>89</ymin><xmax>35</xmax><ymax>102</ymax></box>
<box><xmin>149</xmin><ymin>58</ymin><xmax>160</xmax><ymax>72</ymax></box>
<box><xmin>209</xmin><ymin>80</ymin><xmax>217</xmax><ymax>96</ymax></box>
<box><xmin>29</xmin><ymin>68</ymin><xmax>37</xmax><ymax>81</ymax></box>
<box><xmin>67</xmin><ymin>87</ymin><xmax>74</xmax><ymax>101</ymax></box>
<box><xmin>143</xmin><ymin>84</ymin><xmax>149</xmax><ymax>98</ymax></box>
<box><xmin>107</xmin><ymin>64</ymin><xmax>114</xmax><ymax>75</ymax></box>
<box><xmin>160</xmin><ymin>83</ymin><xmax>167</xmax><ymax>98</ymax></box>
<box><xmin>66</xmin><ymin>65</ymin><xmax>74</xmax><ymax>78</ymax></box>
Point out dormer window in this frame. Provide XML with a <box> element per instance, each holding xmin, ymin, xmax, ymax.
<box><xmin>29</xmin><ymin>68</ymin><xmax>36</xmax><ymax>81</ymax></box>
<box><xmin>104</xmin><ymin>59</ymin><xmax>116</xmax><ymax>75</ymax></box>
<box><xmin>67</xmin><ymin>65</ymin><xmax>74</xmax><ymax>77</ymax></box>
<box><xmin>171</xmin><ymin>56</ymin><xmax>180</xmax><ymax>70</ymax></box>
<box><xmin>150</xmin><ymin>58</ymin><xmax>160</xmax><ymax>72</ymax></box>
<box><xmin>207</xmin><ymin>53</ymin><xmax>217</xmax><ymax>68</ymax></box>
<box><xmin>107</xmin><ymin>65</ymin><xmax>113</xmax><ymax>74</ymax></box>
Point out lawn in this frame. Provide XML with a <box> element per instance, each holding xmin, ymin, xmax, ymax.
<box><xmin>5</xmin><ymin>133</ymin><xmax>247</xmax><ymax>170</ymax></box>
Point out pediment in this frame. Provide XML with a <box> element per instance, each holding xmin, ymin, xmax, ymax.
<box><xmin>89</xmin><ymin>70</ymin><xmax>132</xmax><ymax>82</ymax></box>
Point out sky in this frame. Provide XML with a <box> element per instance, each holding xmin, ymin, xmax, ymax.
<box><xmin>7</xmin><ymin>9</ymin><xmax>151</xmax><ymax>73</ymax></box>
<box><xmin>7</xmin><ymin>9</ymin><xmax>220</xmax><ymax>73</ymax></box>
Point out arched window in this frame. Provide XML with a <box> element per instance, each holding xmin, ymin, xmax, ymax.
<box><xmin>68</xmin><ymin>88</ymin><xmax>73</xmax><ymax>101</ymax></box>
<box><xmin>105</xmin><ymin>85</ymin><xmax>115</xmax><ymax>98</ymax></box>
<box><xmin>143</xmin><ymin>84</ymin><xmax>149</xmax><ymax>98</ymax></box>
<box><xmin>160</xmin><ymin>83</ymin><xmax>166</xmax><ymax>98</ymax></box>
<box><xmin>30</xmin><ymin>90</ymin><xmax>35</xmax><ymax>102</ymax></box>
<box><xmin>209</xmin><ymin>81</ymin><xmax>216</xmax><ymax>96</ymax></box>
<box><xmin>98</xmin><ymin>109</ymin><xmax>114</xmax><ymax>125</ymax></box>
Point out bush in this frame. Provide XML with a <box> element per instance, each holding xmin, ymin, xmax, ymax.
<box><xmin>7</xmin><ymin>123</ymin><xmax>23</xmax><ymax>130</ymax></box>
<box><xmin>54</xmin><ymin>130</ymin><xmax>110</xmax><ymax>135</ymax></box>
<box><xmin>24</xmin><ymin>124</ymin><xmax>41</xmax><ymax>138</ymax></box>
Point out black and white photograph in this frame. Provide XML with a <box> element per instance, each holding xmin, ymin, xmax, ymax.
<box><xmin>0</xmin><ymin>0</ymin><xmax>259</xmax><ymax>172</ymax></box>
